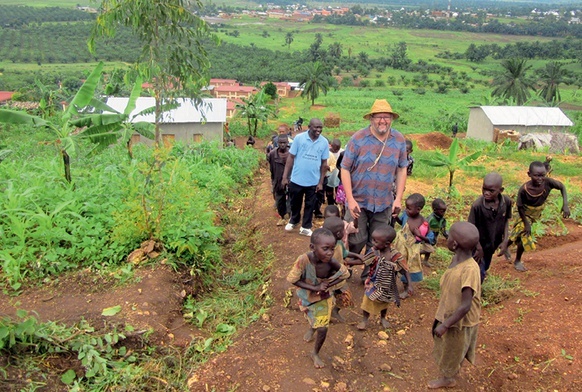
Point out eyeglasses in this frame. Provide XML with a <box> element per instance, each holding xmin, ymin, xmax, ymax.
<box><xmin>373</xmin><ymin>116</ymin><xmax>392</xmax><ymax>121</ymax></box>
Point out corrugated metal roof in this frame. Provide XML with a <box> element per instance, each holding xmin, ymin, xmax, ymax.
<box><xmin>105</xmin><ymin>97</ymin><xmax>227</xmax><ymax>124</ymax></box>
<box><xmin>479</xmin><ymin>106</ymin><xmax>573</xmax><ymax>127</ymax></box>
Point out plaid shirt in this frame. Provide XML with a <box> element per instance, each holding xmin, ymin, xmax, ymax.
<box><xmin>341</xmin><ymin>126</ymin><xmax>407</xmax><ymax>213</ymax></box>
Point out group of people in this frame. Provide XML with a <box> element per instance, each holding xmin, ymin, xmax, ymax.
<box><xmin>275</xmin><ymin>99</ymin><xmax>570</xmax><ymax>388</ymax></box>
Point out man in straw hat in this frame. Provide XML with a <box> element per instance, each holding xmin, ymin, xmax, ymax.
<box><xmin>340</xmin><ymin>99</ymin><xmax>408</xmax><ymax>281</ymax></box>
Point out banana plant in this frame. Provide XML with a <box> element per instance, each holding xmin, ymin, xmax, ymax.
<box><xmin>0</xmin><ymin>62</ymin><xmax>148</xmax><ymax>182</ymax></box>
<box><xmin>418</xmin><ymin>138</ymin><xmax>483</xmax><ymax>192</ymax></box>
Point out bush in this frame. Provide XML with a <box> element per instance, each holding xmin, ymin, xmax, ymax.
<box><xmin>374</xmin><ymin>79</ymin><xmax>386</xmax><ymax>87</ymax></box>
<box><xmin>413</xmin><ymin>88</ymin><xmax>426</xmax><ymax>95</ymax></box>
<box><xmin>359</xmin><ymin>80</ymin><xmax>370</xmax><ymax>88</ymax></box>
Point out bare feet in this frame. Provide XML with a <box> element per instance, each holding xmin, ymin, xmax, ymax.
<box><xmin>428</xmin><ymin>377</ymin><xmax>457</xmax><ymax>389</ymax></box>
<box><xmin>303</xmin><ymin>328</ymin><xmax>315</xmax><ymax>342</ymax></box>
<box><xmin>514</xmin><ymin>261</ymin><xmax>528</xmax><ymax>272</ymax></box>
<box><xmin>331</xmin><ymin>308</ymin><xmax>345</xmax><ymax>323</ymax></box>
<box><xmin>399</xmin><ymin>291</ymin><xmax>409</xmax><ymax>300</ymax></box>
<box><xmin>356</xmin><ymin>320</ymin><xmax>368</xmax><ymax>330</ymax></box>
<box><xmin>381</xmin><ymin>318</ymin><xmax>391</xmax><ymax>329</ymax></box>
<box><xmin>500</xmin><ymin>249</ymin><xmax>511</xmax><ymax>261</ymax></box>
<box><xmin>311</xmin><ymin>352</ymin><xmax>325</xmax><ymax>368</ymax></box>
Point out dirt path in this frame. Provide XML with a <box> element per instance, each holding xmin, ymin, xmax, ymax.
<box><xmin>190</xmin><ymin>166</ymin><xmax>582</xmax><ymax>392</ymax></box>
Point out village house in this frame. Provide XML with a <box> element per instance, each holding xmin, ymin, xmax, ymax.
<box><xmin>212</xmin><ymin>85</ymin><xmax>258</xmax><ymax>100</ymax></box>
<box><xmin>467</xmin><ymin>106</ymin><xmax>574</xmax><ymax>142</ymax></box>
<box><xmin>106</xmin><ymin>97</ymin><xmax>227</xmax><ymax>148</ymax></box>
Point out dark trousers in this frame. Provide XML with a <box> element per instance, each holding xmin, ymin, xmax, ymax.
<box><xmin>345</xmin><ymin>207</ymin><xmax>392</xmax><ymax>283</ymax></box>
<box><xmin>274</xmin><ymin>188</ymin><xmax>290</xmax><ymax>219</ymax></box>
<box><xmin>479</xmin><ymin>251</ymin><xmax>494</xmax><ymax>283</ymax></box>
<box><xmin>325</xmin><ymin>186</ymin><xmax>336</xmax><ymax>206</ymax></box>
<box><xmin>288</xmin><ymin>181</ymin><xmax>317</xmax><ymax>229</ymax></box>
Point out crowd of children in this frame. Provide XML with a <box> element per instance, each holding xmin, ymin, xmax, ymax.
<box><xmin>279</xmin><ymin>132</ymin><xmax>569</xmax><ymax>387</ymax></box>
<box><xmin>265</xmin><ymin>118</ymin><xmax>570</xmax><ymax>386</ymax></box>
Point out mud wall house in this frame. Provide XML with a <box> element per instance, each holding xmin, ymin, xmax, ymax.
<box><xmin>212</xmin><ymin>85</ymin><xmax>258</xmax><ymax>100</ymax></box>
<box><xmin>209</xmin><ymin>78</ymin><xmax>238</xmax><ymax>87</ymax></box>
<box><xmin>467</xmin><ymin>106</ymin><xmax>574</xmax><ymax>142</ymax></box>
<box><xmin>260</xmin><ymin>82</ymin><xmax>291</xmax><ymax>98</ymax></box>
<box><xmin>105</xmin><ymin>97</ymin><xmax>227</xmax><ymax>147</ymax></box>
<box><xmin>0</xmin><ymin>91</ymin><xmax>14</xmax><ymax>106</ymax></box>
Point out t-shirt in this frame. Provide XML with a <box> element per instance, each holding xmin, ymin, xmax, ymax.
<box><xmin>435</xmin><ymin>257</ymin><xmax>481</xmax><ymax>329</ymax></box>
<box><xmin>516</xmin><ymin>178</ymin><xmax>562</xmax><ymax>208</ymax></box>
<box><xmin>289</xmin><ymin>131</ymin><xmax>329</xmax><ymax>187</ymax></box>
<box><xmin>341</xmin><ymin>126</ymin><xmax>407</xmax><ymax>213</ymax></box>
<box><xmin>468</xmin><ymin>194</ymin><xmax>512</xmax><ymax>254</ymax></box>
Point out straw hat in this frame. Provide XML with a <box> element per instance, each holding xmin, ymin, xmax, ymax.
<box><xmin>363</xmin><ymin>99</ymin><xmax>399</xmax><ymax>120</ymax></box>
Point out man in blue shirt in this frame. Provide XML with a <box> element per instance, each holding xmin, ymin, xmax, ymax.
<box><xmin>282</xmin><ymin>118</ymin><xmax>329</xmax><ymax>237</ymax></box>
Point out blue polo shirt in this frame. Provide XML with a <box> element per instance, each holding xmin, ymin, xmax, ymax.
<box><xmin>289</xmin><ymin>131</ymin><xmax>329</xmax><ymax>187</ymax></box>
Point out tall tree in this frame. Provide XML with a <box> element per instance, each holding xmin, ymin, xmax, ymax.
<box><xmin>285</xmin><ymin>31</ymin><xmax>294</xmax><ymax>50</ymax></box>
<box><xmin>328</xmin><ymin>42</ymin><xmax>343</xmax><ymax>59</ymax></box>
<box><xmin>491</xmin><ymin>58</ymin><xmax>535</xmax><ymax>105</ymax></box>
<box><xmin>391</xmin><ymin>41</ymin><xmax>411</xmax><ymax>70</ymax></box>
<box><xmin>538</xmin><ymin>61</ymin><xmax>566</xmax><ymax>105</ymax></box>
<box><xmin>300</xmin><ymin>61</ymin><xmax>330</xmax><ymax>106</ymax></box>
<box><xmin>90</xmin><ymin>0</ymin><xmax>216</xmax><ymax>147</ymax></box>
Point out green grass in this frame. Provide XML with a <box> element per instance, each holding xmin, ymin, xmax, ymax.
<box><xmin>215</xmin><ymin>15</ymin><xmax>557</xmax><ymax>62</ymax></box>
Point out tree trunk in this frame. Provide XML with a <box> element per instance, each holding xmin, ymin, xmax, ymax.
<box><xmin>127</xmin><ymin>140</ymin><xmax>134</xmax><ymax>160</ymax></box>
<box><xmin>448</xmin><ymin>170</ymin><xmax>454</xmax><ymax>189</ymax></box>
<box><xmin>154</xmin><ymin>88</ymin><xmax>162</xmax><ymax>148</ymax></box>
<box><xmin>62</xmin><ymin>149</ymin><xmax>71</xmax><ymax>183</ymax></box>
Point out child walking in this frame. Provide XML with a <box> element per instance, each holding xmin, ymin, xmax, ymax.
<box><xmin>507</xmin><ymin>161</ymin><xmax>570</xmax><ymax>271</ymax></box>
<box><xmin>468</xmin><ymin>173</ymin><xmax>512</xmax><ymax>281</ymax></box>
<box><xmin>429</xmin><ymin>221</ymin><xmax>481</xmax><ymax>389</ymax></box>
<box><xmin>267</xmin><ymin>134</ymin><xmax>290</xmax><ymax>226</ymax></box>
<box><xmin>286</xmin><ymin>228</ymin><xmax>350</xmax><ymax>368</ymax></box>
<box><xmin>358</xmin><ymin>224</ymin><xmax>413</xmax><ymax>330</ymax></box>
<box><xmin>322</xmin><ymin>216</ymin><xmax>364</xmax><ymax>322</ymax></box>
<box><xmin>423</xmin><ymin>198</ymin><xmax>449</xmax><ymax>267</ymax></box>
<box><xmin>394</xmin><ymin>193</ymin><xmax>434</xmax><ymax>286</ymax></box>
<box><xmin>323</xmin><ymin>205</ymin><xmax>358</xmax><ymax>251</ymax></box>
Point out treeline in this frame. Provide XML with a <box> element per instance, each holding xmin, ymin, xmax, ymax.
<box><xmin>0</xmin><ymin>23</ymin><xmax>141</xmax><ymax>64</ymax></box>
<box><xmin>314</xmin><ymin>11</ymin><xmax>582</xmax><ymax>38</ymax></box>
<box><xmin>0</xmin><ymin>5</ymin><xmax>94</xmax><ymax>27</ymax></box>
<box><xmin>437</xmin><ymin>38</ymin><xmax>582</xmax><ymax>62</ymax></box>
<box><xmin>390</xmin><ymin>13</ymin><xmax>582</xmax><ymax>39</ymax></box>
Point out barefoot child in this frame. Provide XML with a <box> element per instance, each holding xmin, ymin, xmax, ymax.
<box><xmin>468</xmin><ymin>173</ymin><xmax>512</xmax><ymax>282</ymax></box>
<box><xmin>323</xmin><ymin>216</ymin><xmax>364</xmax><ymax>322</ymax></box>
<box><xmin>423</xmin><ymin>198</ymin><xmax>449</xmax><ymax>267</ymax></box>
<box><xmin>394</xmin><ymin>193</ymin><xmax>434</xmax><ymax>288</ymax></box>
<box><xmin>507</xmin><ymin>161</ymin><xmax>570</xmax><ymax>272</ymax></box>
<box><xmin>358</xmin><ymin>224</ymin><xmax>413</xmax><ymax>331</ymax></box>
<box><xmin>429</xmin><ymin>221</ymin><xmax>481</xmax><ymax>389</ymax></box>
<box><xmin>286</xmin><ymin>228</ymin><xmax>350</xmax><ymax>368</ymax></box>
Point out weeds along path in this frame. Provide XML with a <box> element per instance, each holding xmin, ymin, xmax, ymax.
<box><xmin>190</xmin><ymin>165</ymin><xmax>582</xmax><ymax>392</ymax></box>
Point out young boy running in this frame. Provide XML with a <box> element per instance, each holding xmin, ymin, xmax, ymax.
<box><xmin>286</xmin><ymin>228</ymin><xmax>350</xmax><ymax>368</ymax></box>
<box><xmin>358</xmin><ymin>224</ymin><xmax>413</xmax><ymax>330</ymax></box>
<box><xmin>429</xmin><ymin>221</ymin><xmax>481</xmax><ymax>389</ymax></box>
<box><xmin>468</xmin><ymin>173</ymin><xmax>512</xmax><ymax>281</ymax></box>
<box><xmin>508</xmin><ymin>161</ymin><xmax>570</xmax><ymax>272</ymax></box>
